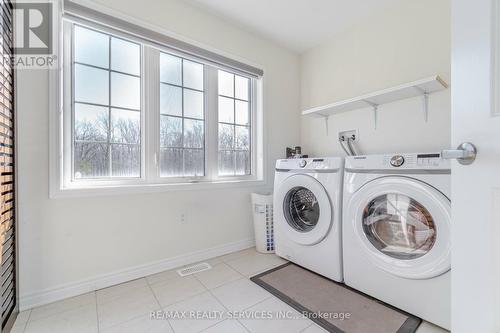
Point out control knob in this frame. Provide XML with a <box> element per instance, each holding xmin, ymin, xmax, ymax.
<box><xmin>390</xmin><ymin>155</ymin><xmax>405</xmax><ymax>167</ymax></box>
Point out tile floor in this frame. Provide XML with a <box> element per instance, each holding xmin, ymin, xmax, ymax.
<box><xmin>10</xmin><ymin>248</ymin><xmax>449</xmax><ymax>333</ymax></box>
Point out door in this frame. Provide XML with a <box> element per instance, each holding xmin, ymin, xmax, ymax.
<box><xmin>451</xmin><ymin>0</ymin><xmax>500</xmax><ymax>332</ymax></box>
<box><xmin>0</xmin><ymin>0</ymin><xmax>16</xmax><ymax>332</ymax></box>
<box><xmin>275</xmin><ymin>174</ymin><xmax>332</xmax><ymax>245</ymax></box>
<box><xmin>346</xmin><ymin>177</ymin><xmax>450</xmax><ymax>279</ymax></box>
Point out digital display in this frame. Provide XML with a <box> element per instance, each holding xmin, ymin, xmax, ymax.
<box><xmin>417</xmin><ymin>153</ymin><xmax>440</xmax><ymax>159</ymax></box>
<box><xmin>312</xmin><ymin>159</ymin><xmax>324</xmax><ymax>162</ymax></box>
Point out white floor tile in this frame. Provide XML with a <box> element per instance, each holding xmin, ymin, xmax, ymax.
<box><xmin>211</xmin><ymin>278</ymin><xmax>271</xmax><ymax>312</ymax></box>
<box><xmin>201</xmin><ymin>319</ymin><xmax>249</xmax><ymax>333</ymax></box>
<box><xmin>258</xmin><ymin>255</ymin><xmax>288</xmax><ymax>272</ymax></box>
<box><xmin>301</xmin><ymin>323</ymin><xmax>328</xmax><ymax>333</ymax></box>
<box><xmin>219</xmin><ymin>248</ymin><xmax>257</xmax><ymax>263</ymax></box>
<box><xmin>146</xmin><ymin>269</ymin><xmax>180</xmax><ymax>286</ymax></box>
<box><xmin>15</xmin><ymin>310</ymin><xmax>31</xmax><ymax>324</ymax></box>
<box><xmin>225</xmin><ymin>252</ymin><xmax>287</xmax><ymax>277</ymax></box>
<box><xmin>239</xmin><ymin>297</ymin><xmax>312</xmax><ymax>333</ymax></box>
<box><xmin>20</xmin><ymin>249</ymin><xmax>447</xmax><ymax>333</ymax></box>
<box><xmin>97</xmin><ymin>285</ymin><xmax>160</xmax><ymax>330</ymax></box>
<box><xmin>10</xmin><ymin>310</ymin><xmax>32</xmax><ymax>333</ymax></box>
<box><xmin>10</xmin><ymin>320</ymin><xmax>28</xmax><ymax>333</ymax></box>
<box><xmin>101</xmin><ymin>313</ymin><xmax>173</xmax><ymax>333</ymax></box>
<box><xmin>416</xmin><ymin>321</ymin><xmax>449</xmax><ymax>333</ymax></box>
<box><xmin>146</xmin><ymin>259</ymin><xmax>223</xmax><ymax>286</ymax></box>
<box><xmin>195</xmin><ymin>263</ymin><xmax>242</xmax><ymax>289</ymax></box>
<box><xmin>97</xmin><ymin>278</ymin><xmax>149</xmax><ymax>304</ymax></box>
<box><xmin>24</xmin><ymin>303</ymin><xmax>98</xmax><ymax>333</ymax></box>
<box><xmin>150</xmin><ymin>275</ymin><xmax>206</xmax><ymax>308</ymax></box>
<box><xmin>199</xmin><ymin>257</ymin><xmax>224</xmax><ymax>267</ymax></box>
<box><xmin>29</xmin><ymin>292</ymin><xmax>96</xmax><ymax>322</ymax></box>
<box><xmin>164</xmin><ymin>292</ymin><xmax>226</xmax><ymax>333</ymax></box>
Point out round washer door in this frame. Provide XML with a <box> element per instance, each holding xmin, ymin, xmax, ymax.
<box><xmin>347</xmin><ymin>176</ymin><xmax>450</xmax><ymax>279</ymax></box>
<box><xmin>276</xmin><ymin>174</ymin><xmax>333</xmax><ymax>245</ymax></box>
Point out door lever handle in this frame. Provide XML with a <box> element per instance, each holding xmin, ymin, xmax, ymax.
<box><xmin>441</xmin><ymin>142</ymin><xmax>477</xmax><ymax>165</ymax></box>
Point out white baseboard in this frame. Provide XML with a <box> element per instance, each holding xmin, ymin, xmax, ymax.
<box><xmin>19</xmin><ymin>238</ymin><xmax>255</xmax><ymax>311</ymax></box>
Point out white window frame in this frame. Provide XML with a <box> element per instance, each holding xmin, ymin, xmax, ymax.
<box><xmin>152</xmin><ymin>47</ymin><xmax>209</xmax><ymax>184</ymax></box>
<box><xmin>62</xmin><ymin>21</ymin><xmax>147</xmax><ymax>188</ymax></box>
<box><xmin>214</xmin><ymin>69</ymin><xmax>254</xmax><ymax>181</ymax></box>
<box><xmin>50</xmin><ymin>14</ymin><xmax>265</xmax><ymax>198</ymax></box>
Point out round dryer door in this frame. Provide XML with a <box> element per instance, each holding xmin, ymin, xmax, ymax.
<box><xmin>276</xmin><ymin>174</ymin><xmax>333</xmax><ymax>245</ymax></box>
<box><xmin>347</xmin><ymin>176</ymin><xmax>450</xmax><ymax>279</ymax></box>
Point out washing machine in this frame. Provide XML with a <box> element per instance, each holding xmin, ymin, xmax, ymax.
<box><xmin>274</xmin><ymin>157</ymin><xmax>343</xmax><ymax>282</ymax></box>
<box><xmin>343</xmin><ymin>153</ymin><xmax>450</xmax><ymax>330</ymax></box>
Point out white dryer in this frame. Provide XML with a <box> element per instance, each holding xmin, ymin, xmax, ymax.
<box><xmin>274</xmin><ymin>157</ymin><xmax>343</xmax><ymax>282</ymax></box>
<box><xmin>343</xmin><ymin>153</ymin><xmax>450</xmax><ymax>330</ymax></box>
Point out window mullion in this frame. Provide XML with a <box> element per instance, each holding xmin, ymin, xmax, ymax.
<box><xmin>232</xmin><ymin>75</ymin><xmax>236</xmax><ymax>176</ymax></box>
<box><xmin>253</xmin><ymin>78</ymin><xmax>262</xmax><ymax>180</ymax></box>
<box><xmin>107</xmin><ymin>35</ymin><xmax>112</xmax><ymax>177</ymax></box>
<box><xmin>144</xmin><ymin>46</ymin><xmax>160</xmax><ymax>183</ymax></box>
<box><xmin>205</xmin><ymin>67</ymin><xmax>218</xmax><ymax>181</ymax></box>
<box><xmin>63</xmin><ymin>21</ymin><xmax>73</xmax><ymax>187</ymax></box>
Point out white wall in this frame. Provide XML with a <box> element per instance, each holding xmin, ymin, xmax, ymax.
<box><xmin>300</xmin><ymin>0</ymin><xmax>451</xmax><ymax>157</ymax></box>
<box><xmin>17</xmin><ymin>0</ymin><xmax>300</xmax><ymax>308</ymax></box>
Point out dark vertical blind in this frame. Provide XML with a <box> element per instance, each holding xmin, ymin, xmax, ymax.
<box><xmin>0</xmin><ymin>0</ymin><xmax>15</xmax><ymax>328</ymax></box>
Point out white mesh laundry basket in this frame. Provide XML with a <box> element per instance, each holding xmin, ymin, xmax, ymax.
<box><xmin>251</xmin><ymin>193</ymin><xmax>274</xmax><ymax>253</ymax></box>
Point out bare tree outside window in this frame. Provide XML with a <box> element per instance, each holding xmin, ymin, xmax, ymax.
<box><xmin>72</xmin><ymin>26</ymin><xmax>141</xmax><ymax>179</ymax></box>
<box><xmin>64</xmin><ymin>21</ymin><xmax>259</xmax><ymax>188</ymax></box>
<box><xmin>159</xmin><ymin>52</ymin><xmax>205</xmax><ymax>177</ymax></box>
<box><xmin>218</xmin><ymin>70</ymin><xmax>251</xmax><ymax>176</ymax></box>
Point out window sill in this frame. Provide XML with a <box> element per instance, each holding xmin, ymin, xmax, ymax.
<box><xmin>49</xmin><ymin>178</ymin><xmax>268</xmax><ymax>199</ymax></box>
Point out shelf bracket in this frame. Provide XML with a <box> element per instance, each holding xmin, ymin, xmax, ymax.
<box><xmin>363</xmin><ymin>100</ymin><xmax>379</xmax><ymax>129</ymax></box>
<box><xmin>414</xmin><ymin>87</ymin><xmax>429</xmax><ymax>122</ymax></box>
<box><xmin>423</xmin><ymin>92</ymin><xmax>429</xmax><ymax>122</ymax></box>
<box><xmin>324</xmin><ymin>116</ymin><xmax>330</xmax><ymax>135</ymax></box>
<box><xmin>373</xmin><ymin>105</ymin><xmax>379</xmax><ymax>129</ymax></box>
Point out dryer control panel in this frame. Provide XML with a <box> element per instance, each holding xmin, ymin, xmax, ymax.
<box><xmin>346</xmin><ymin>153</ymin><xmax>450</xmax><ymax>171</ymax></box>
<box><xmin>383</xmin><ymin>154</ymin><xmax>416</xmax><ymax>167</ymax></box>
<box><xmin>415</xmin><ymin>153</ymin><xmax>442</xmax><ymax>166</ymax></box>
<box><xmin>383</xmin><ymin>153</ymin><xmax>443</xmax><ymax>168</ymax></box>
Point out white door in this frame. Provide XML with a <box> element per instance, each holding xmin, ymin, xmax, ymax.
<box><xmin>451</xmin><ymin>0</ymin><xmax>500</xmax><ymax>332</ymax></box>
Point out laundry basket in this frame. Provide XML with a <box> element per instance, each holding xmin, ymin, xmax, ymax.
<box><xmin>251</xmin><ymin>193</ymin><xmax>274</xmax><ymax>253</ymax></box>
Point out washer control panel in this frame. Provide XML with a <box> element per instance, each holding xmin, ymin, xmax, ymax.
<box><xmin>275</xmin><ymin>157</ymin><xmax>342</xmax><ymax>171</ymax></box>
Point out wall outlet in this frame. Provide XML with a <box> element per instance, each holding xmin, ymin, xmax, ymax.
<box><xmin>180</xmin><ymin>213</ymin><xmax>188</xmax><ymax>224</ymax></box>
<box><xmin>338</xmin><ymin>129</ymin><xmax>358</xmax><ymax>142</ymax></box>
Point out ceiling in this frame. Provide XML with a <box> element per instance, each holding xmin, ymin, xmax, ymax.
<box><xmin>186</xmin><ymin>0</ymin><xmax>399</xmax><ymax>53</ymax></box>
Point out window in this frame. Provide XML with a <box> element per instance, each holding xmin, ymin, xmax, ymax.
<box><xmin>58</xmin><ymin>18</ymin><xmax>263</xmax><ymax>193</ymax></box>
<box><xmin>72</xmin><ymin>25</ymin><xmax>141</xmax><ymax>179</ymax></box>
<box><xmin>159</xmin><ymin>53</ymin><xmax>205</xmax><ymax>178</ymax></box>
<box><xmin>218</xmin><ymin>70</ymin><xmax>251</xmax><ymax>176</ymax></box>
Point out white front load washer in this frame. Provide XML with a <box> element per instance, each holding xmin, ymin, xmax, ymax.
<box><xmin>343</xmin><ymin>153</ymin><xmax>450</xmax><ymax>330</ymax></box>
<box><xmin>274</xmin><ymin>157</ymin><xmax>343</xmax><ymax>282</ymax></box>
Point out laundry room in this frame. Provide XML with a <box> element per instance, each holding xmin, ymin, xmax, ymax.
<box><xmin>300</xmin><ymin>1</ymin><xmax>450</xmax><ymax>157</ymax></box>
<box><xmin>7</xmin><ymin>0</ymin><xmax>495</xmax><ymax>332</ymax></box>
